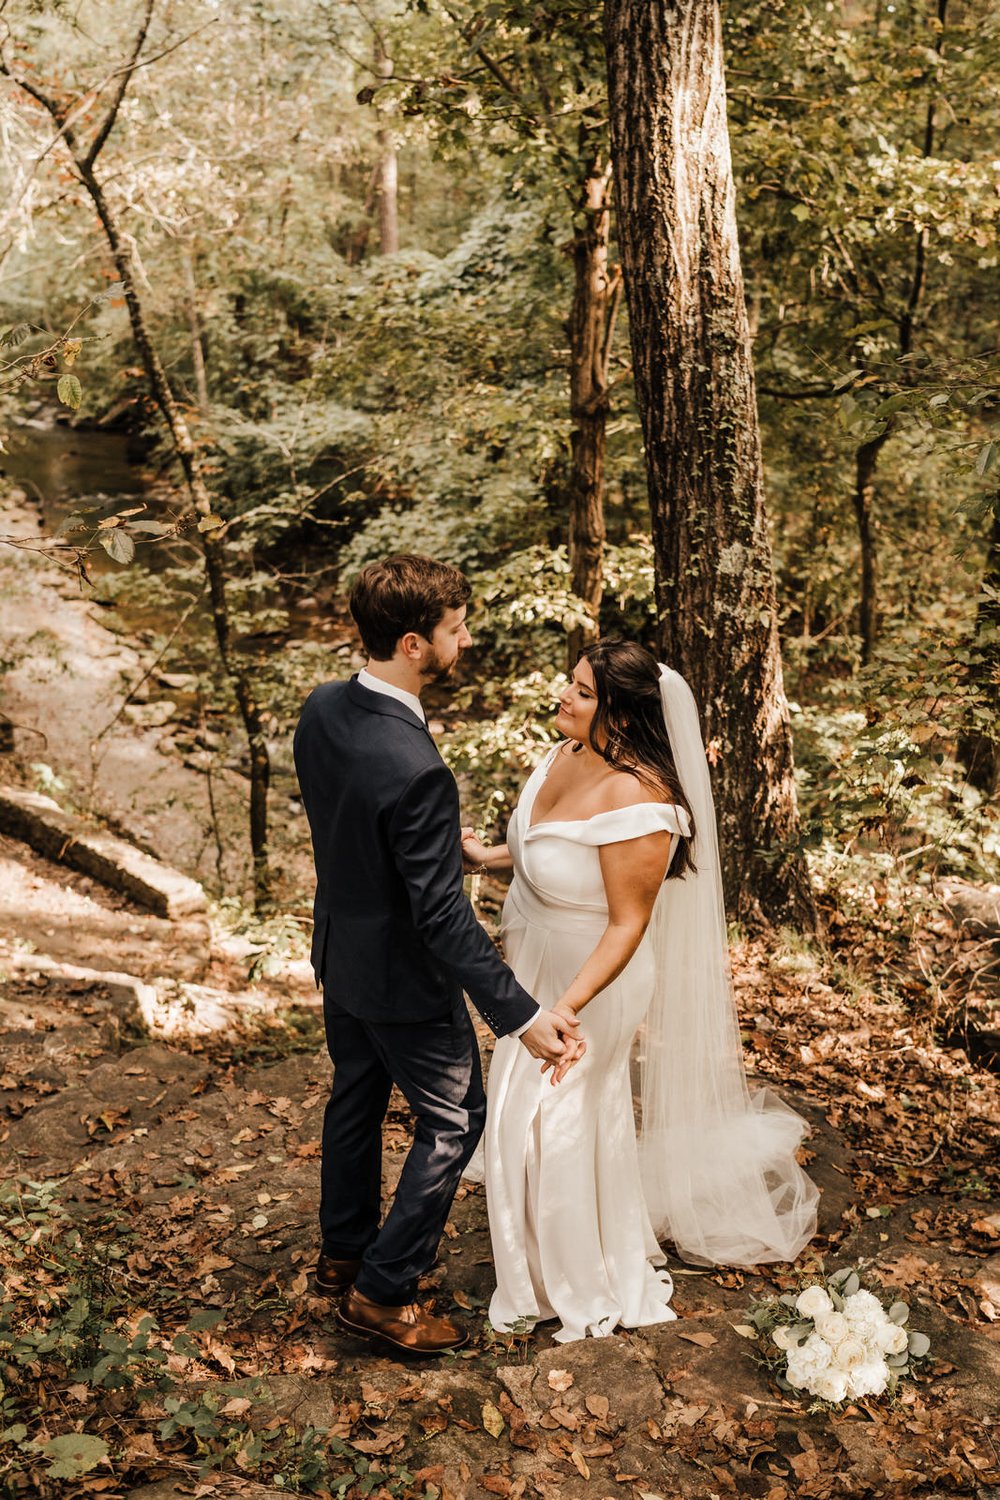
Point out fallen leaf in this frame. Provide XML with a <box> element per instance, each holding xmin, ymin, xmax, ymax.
<box><xmin>570</xmin><ymin>1450</ymin><xmax>590</xmax><ymax>1479</ymax></box>
<box><xmin>585</xmin><ymin>1393</ymin><xmax>610</xmax><ymax>1420</ymax></box>
<box><xmin>547</xmin><ymin>1368</ymin><xmax>574</xmax><ymax>1392</ymax></box>
<box><xmin>482</xmin><ymin>1401</ymin><xmax>505</xmax><ymax>1438</ymax></box>
<box><xmin>677</xmin><ymin>1329</ymin><xmax>717</xmax><ymax>1347</ymax></box>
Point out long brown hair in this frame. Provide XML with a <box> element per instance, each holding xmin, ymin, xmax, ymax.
<box><xmin>578</xmin><ymin>638</ymin><xmax>696</xmax><ymax>878</ymax></box>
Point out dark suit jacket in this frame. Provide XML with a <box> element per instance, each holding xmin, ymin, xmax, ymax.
<box><xmin>293</xmin><ymin>676</ymin><xmax>538</xmax><ymax>1037</ymax></box>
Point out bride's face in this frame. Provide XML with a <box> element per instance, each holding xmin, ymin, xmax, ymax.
<box><xmin>556</xmin><ymin>660</ymin><xmax>600</xmax><ymax>745</ymax></box>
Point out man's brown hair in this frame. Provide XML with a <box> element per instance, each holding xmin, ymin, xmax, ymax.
<box><xmin>349</xmin><ymin>554</ymin><xmax>472</xmax><ymax>661</ymax></box>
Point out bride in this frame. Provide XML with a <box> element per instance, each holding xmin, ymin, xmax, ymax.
<box><xmin>461</xmin><ymin>639</ymin><xmax>819</xmax><ymax>1345</ymax></box>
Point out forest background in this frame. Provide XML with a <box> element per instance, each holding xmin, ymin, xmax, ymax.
<box><xmin>1</xmin><ymin>0</ymin><xmax>997</xmax><ymax>927</ymax></box>
<box><xmin>0</xmin><ymin>1</ymin><xmax>998</xmax><ymax>1495</ymax></box>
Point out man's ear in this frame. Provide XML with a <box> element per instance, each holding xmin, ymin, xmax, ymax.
<box><xmin>396</xmin><ymin>631</ymin><xmax>425</xmax><ymax>664</ymax></box>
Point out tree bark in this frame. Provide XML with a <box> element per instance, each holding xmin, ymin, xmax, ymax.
<box><xmin>957</xmin><ymin>499</ymin><xmax>1000</xmax><ymax>796</ymax></box>
<box><xmin>375</xmin><ymin>39</ymin><xmax>399</xmax><ymax>255</ymax></box>
<box><xmin>852</xmin><ymin>429</ymin><xmax>888</xmax><ymax>664</ymax></box>
<box><xmin>604</xmin><ymin>0</ymin><xmax>816</xmax><ymax>929</ymax></box>
<box><xmin>566</xmin><ymin>152</ymin><xmax>619</xmax><ymax>666</ymax></box>
<box><xmin>181</xmin><ymin>243</ymin><xmax>209</xmax><ymax>412</ymax></box>
<box><xmin>847</xmin><ymin>0</ymin><xmax>946</xmax><ymax>661</ymax></box>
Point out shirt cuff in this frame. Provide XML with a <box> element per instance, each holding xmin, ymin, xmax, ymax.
<box><xmin>512</xmin><ymin>1005</ymin><xmax>541</xmax><ymax>1038</ymax></box>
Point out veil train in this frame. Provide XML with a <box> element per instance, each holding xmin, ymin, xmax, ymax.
<box><xmin>636</xmin><ymin>667</ymin><xmax>819</xmax><ymax>1266</ymax></box>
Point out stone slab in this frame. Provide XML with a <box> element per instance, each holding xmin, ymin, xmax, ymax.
<box><xmin>0</xmin><ymin>783</ymin><xmax>206</xmax><ymax>918</ymax></box>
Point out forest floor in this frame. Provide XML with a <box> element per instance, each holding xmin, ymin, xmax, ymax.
<box><xmin>1</xmin><ymin>487</ymin><xmax>999</xmax><ymax>1500</ymax></box>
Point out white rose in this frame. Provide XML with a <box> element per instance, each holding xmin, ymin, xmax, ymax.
<box><xmin>834</xmin><ymin>1336</ymin><xmax>868</xmax><ymax>1370</ymax></box>
<box><xmin>812</xmin><ymin>1368</ymin><xmax>849</xmax><ymax>1404</ymax></box>
<box><xmin>815</xmin><ymin>1311</ymin><xmax>849</xmax><ymax>1344</ymax></box>
<box><xmin>772</xmin><ymin>1325</ymin><xmax>794</xmax><ymax>1350</ymax></box>
<box><xmin>843</xmin><ymin>1289</ymin><xmax>886</xmax><ymax>1333</ymax></box>
<box><xmin>795</xmin><ymin>1286</ymin><xmax>834</xmax><ymax>1319</ymax></box>
<box><xmin>785</xmin><ymin>1333</ymin><xmax>834</xmax><ymax>1392</ymax></box>
<box><xmin>846</xmin><ymin>1359</ymin><xmax>890</xmax><ymax>1400</ymax></box>
<box><xmin>876</xmin><ymin>1321</ymin><xmax>908</xmax><ymax>1355</ymax></box>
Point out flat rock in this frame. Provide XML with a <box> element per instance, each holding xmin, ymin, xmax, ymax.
<box><xmin>0</xmin><ymin>783</ymin><xmax>207</xmax><ymax>918</ymax></box>
<box><xmin>940</xmin><ymin>878</ymin><xmax>1000</xmax><ymax>939</ymax></box>
<box><xmin>1</xmin><ymin>1040</ymin><xmax>209</xmax><ymax>1169</ymax></box>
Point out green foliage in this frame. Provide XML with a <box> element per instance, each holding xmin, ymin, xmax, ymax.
<box><xmin>0</xmin><ymin>1177</ymin><xmax>421</xmax><ymax>1494</ymax></box>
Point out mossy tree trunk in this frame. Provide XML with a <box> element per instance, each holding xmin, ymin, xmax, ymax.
<box><xmin>604</xmin><ymin>0</ymin><xmax>817</xmax><ymax>929</ymax></box>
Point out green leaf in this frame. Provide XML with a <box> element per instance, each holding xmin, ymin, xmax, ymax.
<box><xmin>128</xmin><ymin>520</ymin><xmax>172</xmax><ymax>535</ymax></box>
<box><xmin>976</xmin><ymin>441</ymin><xmax>997</xmax><ymax>477</ymax></box>
<box><xmin>908</xmin><ymin>1331</ymin><xmax>930</xmax><ymax>1358</ymax></box>
<box><xmin>4</xmin><ymin>323</ymin><xmax>30</xmax><ymax>348</ymax></box>
<box><xmin>56</xmin><ymin>513</ymin><xmax>88</xmax><ymax>536</ymax></box>
<box><xmin>56</xmin><ymin>374</ymin><xmax>82</xmax><ymax>410</ymax></box>
<box><xmin>791</xmin><ymin>203</ymin><xmax>810</xmax><ymax>221</ymax></box>
<box><xmin>99</xmin><ymin>529</ymin><xmax>135</xmax><ymax>565</ymax></box>
<box><xmin>185</xmin><ymin>1309</ymin><xmax>226</xmax><ymax>1331</ymax></box>
<box><xmin>42</xmin><ymin>1433</ymin><xmax>108</xmax><ymax>1479</ymax></box>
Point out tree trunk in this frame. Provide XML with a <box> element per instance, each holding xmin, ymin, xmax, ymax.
<box><xmin>80</xmin><ymin>163</ymin><xmax>272</xmax><ymax>907</ymax></box>
<box><xmin>957</xmin><ymin>499</ymin><xmax>1000</xmax><ymax>795</ymax></box>
<box><xmin>604</xmin><ymin>0</ymin><xmax>816</xmax><ymax>929</ymax></box>
<box><xmin>181</xmin><ymin>244</ymin><xmax>209</xmax><ymax>412</ymax></box>
<box><xmin>852</xmin><ymin>429</ymin><xmax>888</xmax><ymax>664</ymax></box>
<box><xmin>846</xmin><ymin>0</ymin><xmax>945</xmax><ymax>663</ymax></box>
<box><xmin>375</xmin><ymin>39</ymin><xmax>399</xmax><ymax>255</ymax></box>
<box><xmin>566</xmin><ymin>153</ymin><xmax>618</xmax><ymax>667</ymax></box>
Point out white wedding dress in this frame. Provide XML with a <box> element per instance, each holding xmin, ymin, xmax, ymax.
<box><xmin>479</xmin><ymin>748</ymin><xmax>690</xmax><ymax>1343</ymax></box>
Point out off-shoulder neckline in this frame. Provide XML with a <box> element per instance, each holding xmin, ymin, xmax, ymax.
<box><xmin>526</xmin><ymin>743</ymin><xmax>677</xmax><ymax>834</ymax></box>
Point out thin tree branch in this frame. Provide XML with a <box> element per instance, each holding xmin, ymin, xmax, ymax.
<box><xmin>84</xmin><ymin>0</ymin><xmax>155</xmax><ymax>170</ymax></box>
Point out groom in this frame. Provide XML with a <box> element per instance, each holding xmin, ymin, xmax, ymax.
<box><xmin>293</xmin><ymin>554</ymin><xmax>579</xmax><ymax>1355</ymax></box>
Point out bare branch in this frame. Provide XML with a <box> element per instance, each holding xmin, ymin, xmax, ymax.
<box><xmin>84</xmin><ymin>0</ymin><xmax>156</xmax><ymax>170</ymax></box>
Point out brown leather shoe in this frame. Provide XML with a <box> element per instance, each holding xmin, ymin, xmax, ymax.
<box><xmin>336</xmin><ymin>1285</ymin><xmax>468</xmax><ymax>1355</ymax></box>
<box><xmin>314</xmin><ymin>1254</ymin><xmax>362</xmax><ymax>1296</ymax></box>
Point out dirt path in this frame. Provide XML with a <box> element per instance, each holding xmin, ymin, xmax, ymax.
<box><xmin>1</xmin><ymin>850</ymin><xmax>997</xmax><ymax>1497</ymax></box>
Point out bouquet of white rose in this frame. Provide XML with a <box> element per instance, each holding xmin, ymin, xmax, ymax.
<box><xmin>745</xmin><ymin>1267</ymin><xmax>931</xmax><ymax>1408</ymax></box>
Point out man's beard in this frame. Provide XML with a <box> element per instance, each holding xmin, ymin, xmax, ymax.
<box><xmin>420</xmin><ymin>649</ymin><xmax>458</xmax><ymax>684</ymax></box>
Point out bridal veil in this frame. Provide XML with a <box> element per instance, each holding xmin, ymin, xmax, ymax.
<box><xmin>637</xmin><ymin>666</ymin><xmax>819</xmax><ymax>1266</ymax></box>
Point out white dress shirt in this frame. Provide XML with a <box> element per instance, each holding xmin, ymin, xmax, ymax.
<box><xmin>356</xmin><ymin>665</ymin><xmax>539</xmax><ymax>1039</ymax></box>
<box><xmin>357</xmin><ymin>666</ymin><xmax>426</xmax><ymax>723</ymax></box>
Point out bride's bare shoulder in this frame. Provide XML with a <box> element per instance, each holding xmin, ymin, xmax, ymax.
<box><xmin>601</xmin><ymin>768</ymin><xmax>667</xmax><ymax>811</ymax></box>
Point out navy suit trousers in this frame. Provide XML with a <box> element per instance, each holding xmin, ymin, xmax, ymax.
<box><xmin>320</xmin><ymin>994</ymin><xmax>487</xmax><ymax>1305</ymax></box>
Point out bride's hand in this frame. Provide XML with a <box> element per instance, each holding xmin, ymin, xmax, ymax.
<box><xmin>540</xmin><ymin>1004</ymin><xmax>586</xmax><ymax>1085</ymax></box>
<box><xmin>461</xmin><ymin>826</ymin><xmax>490</xmax><ymax>873</ymax></box>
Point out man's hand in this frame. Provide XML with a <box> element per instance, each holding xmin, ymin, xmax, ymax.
<box><xmin>519</xmin><ymin>1008</ymin><xmax>582</xmax><ymax>1068</ymax></box>
<box><xmin>539</xmin><ymin>1002</ymin><xmax>586</xmax><ymax>1085</ymax></box>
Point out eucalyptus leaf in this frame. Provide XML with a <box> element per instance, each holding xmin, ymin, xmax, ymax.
<box><xmin>908</xmin><ymin>1331</ymin><xmax>930</xmax><ymax>1359</ymax></box>
<box><xmin>843</xmin><ymin>1272</ymin><xmax>860</xmax><ymax>1297</ymax></box>
<box><xmin>889</xmin><ymin>1301</ymin><xmax>909</xmax><ymax>1324</ymax></box>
